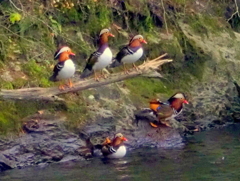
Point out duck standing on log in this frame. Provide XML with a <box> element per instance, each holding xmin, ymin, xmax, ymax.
<box><xmin>80</xmin><ymin>28</ymin><xmax>115</xmax><ymax>81</ymax></box>
<box><xmin>49</xmin><ymin>46</ymin><xmax>76</xmax><ymax>90</ymax></box>
<box><xmin>110</xmin><ymin>34</ymin><xmax>147</xmax><ymax>74</ymax></box>
<box><xmin>149</xmin><ymin>92</ymin><xmax>189</xmax><ymax>127</ymax></box>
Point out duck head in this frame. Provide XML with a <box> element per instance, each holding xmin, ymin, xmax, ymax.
<box><xmin>129</xmin><ymin>35</ymin><xmax>147</xmax><ymax>47</ymax></box>
<box><xmin>111</xmin><ymin>133</ymin><xmax>128</xmax><ymax>146</ymax></box>
<box><xmin>98</xmin><ymin>28</ymin><xmax>115</xmax><ymax>46</ymax></box>
<box><xmin>54</xmin><ymin>46</ymin><xmax>75</xmax><ymax>61</ymax></box>
<box><xmin>168</xmin><ymin>92</ymin><xmax>189</xmax><ymax>111</ymax></box>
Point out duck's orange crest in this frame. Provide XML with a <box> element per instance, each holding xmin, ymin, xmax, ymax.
<box><xmin>150</xmin><ymin>104</ymin><xmax>160</xmax><ymax>112</ymax></box>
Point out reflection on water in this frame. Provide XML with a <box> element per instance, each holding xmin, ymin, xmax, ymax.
<box><xmin>1</xmin><ymin>124</ymin><xmax>240</xmax><ymax>181</ymax></box>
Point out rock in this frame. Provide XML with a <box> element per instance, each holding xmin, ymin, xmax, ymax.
<box><xmin>88</xmin><ymin>95</ymin><xmax>95</xmax><ymax>100</ymax></box>
<box><xmin>36</xmin><ymin>143</ymin><xmax>64</xmax><ymax>161</ymax></box>
<box><xmin>232</xmin><ymin>113</ymin><xmax>240</xmax><ymax>123</ymax></box>
<box><xmin>0</xmin><ymin>112</ymin><xmax>86</xmax><ymax>171</ymax></box>
<box><xmin>76</xmin><ymin>146</ymin><xmax>93</xmax><ymax>159</ymax></box>
<box><xmin>0</xmin><ymin>154</ymin><xmax>16</xmax><ymax>172</ymax></box>
<box><xmin>23</xmin><ymin>119</ymin><xmax>40</xmax><ymax>133</ymax></box>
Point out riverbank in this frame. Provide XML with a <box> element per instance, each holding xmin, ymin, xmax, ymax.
<box><xmin>1</xmin><ymin>0</ymin><xmax>240</xmax><ymax>173</ymax></box>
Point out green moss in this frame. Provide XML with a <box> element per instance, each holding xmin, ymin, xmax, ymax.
<box><xmin>124</xmin><ymin>77</ymin><xmax>172</xmax><ymax>105</ymax></box>
<box><xmin>187</xmin><ymin>14</ymin><xmax>223</xmax><ymax>36</ymax></box>
<box><xmin>187</xmin><ymin>16</ymin><xmax>208</xmax><ymax>36</ymax></box>
<box><xmin>0</xmin><ymin>100</ymin><xmax>61</xmax><ymax>135</ymax></box>
<box><xmin>0</xmin><ymin>0</ymin><xmax>234</xmax><ymax>135</ymax></box>
<box><xmin>22</xmin><ymin>60</ymin><xmax>52</xmax><ymax>87</ymax></box>
<box><xmin>172</xmin><ymin>0</ymin><xmax>189</xmax><ymax>5</ymax></box>
<box><xmin>62</xmin><ymin>94</ymin><xmax>89</xmax><ymax>132</ymax></box>
<box><xmin>159</xmin><ymin>29</ymin><xmax>210</xmax><ymax>93</ymax></box>
<box><xmin>0</xmin><ymin>81</ymin><xmax>14</xmax><ymax>89</ymax></box>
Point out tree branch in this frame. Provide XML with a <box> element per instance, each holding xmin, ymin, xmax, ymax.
<box><xmin>161</xmin><ymin>0</ymin><xmax>169</xmax><ymax>34</ymax></box>
<box><xmin>227</xmin><ymin>0</ymin><xmax>240</xmax><ymax>22</ymax></box>
<box><xmin>9</xmin><ymin>0</ymin><xmax>23</xmax><ymax>12</ymax></box>
<box><xmin>0</xmin><ymin>54</ymin><xmax>172</xmax><ymax>102</ymax></box>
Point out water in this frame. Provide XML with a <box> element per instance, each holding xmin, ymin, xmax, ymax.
<box><xmin>1</xmin><ymin>124</ymin><xmax>240</xmax><ymax>181</ymax></box>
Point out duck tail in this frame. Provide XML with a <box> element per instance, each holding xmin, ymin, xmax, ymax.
<box><xmin>94</xmin><ymin>144</ymin><xmax>103</xmax><ymax>150</ymax></box>
<box><xmin>49</xmin><ymin>75</ymin><xmax>57</xmax><ymax>82</ymax></box>
<box><xmin>80</xmin><ymin>68</ymin><xmax>93</xmax><ymax>79</ymax></box>
<box><xmin>109</xmin><ymin>59</ymin><xmax>122</xmax><ymax>68</ymax></box>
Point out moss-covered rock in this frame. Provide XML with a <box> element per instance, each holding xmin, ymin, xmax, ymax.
<box><xmin>0</xmin><ymin>0</ymin><xmax>239</xmax><ymax>137</ymax></box>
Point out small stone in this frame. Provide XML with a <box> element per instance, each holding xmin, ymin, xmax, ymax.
<box><xmin>0</xmin><ymin>71</ymin><xmax>13</xmax><ymax>82</ymax></box>
<box><xmin>37</xmin><ymin>110</ymin><xmax>44</xmax><ymax>115</ymax></box>
<box><xmin>88</xmin><ymin>95</ymin><xmax>95</xmax><ymax>100</ymax></box>
<box><xmin>13</xmin><ymin>65</ymin><xmax>21</xmax><ymax>71</ymax></box>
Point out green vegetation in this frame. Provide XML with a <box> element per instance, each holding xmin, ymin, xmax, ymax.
<box><xmin>187</xmin><ymin>14</ymin><xmax>223</xmax><ymax>36</ymax></box>
<box><xmin>62</xmin><ymin>93</ymin><xmax>89</xmax><ymax>132</ymax></box>
<box><xmin>22</xmin><ymin>60</ymin><xmax>52</xmax><ymax>87</ymax></box>
<box><xmin>0</xmin><ymin>0</ymin><xmax>236</xmax><ymax>135</ymax></box>
<box><xmin>124</xmin><ymin>77</ymin><xmax>172</xmax><ymax>105</ymax></box>
<box><xmin>0</xmin><ymin>100</ymin><xmax>60</xmax><ymax>134</ymax></box>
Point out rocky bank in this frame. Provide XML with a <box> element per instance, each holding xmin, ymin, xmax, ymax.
<box><xmin>1</xmin><ymin>0</ymin><xmax>240</xmax><ymax>173</ymax></box>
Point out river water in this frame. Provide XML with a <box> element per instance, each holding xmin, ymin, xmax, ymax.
<box><xmin>1</xmin><ymin>124</ymin><xmax>240</xmax><ymax>181</ymax></box>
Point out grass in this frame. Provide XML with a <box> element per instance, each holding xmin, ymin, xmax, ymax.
<box><xmin>124</xmin><ymin>77</ymin><xmax>171</xmax><ymax>105</ymax></box>
<box><xmin>22</xmin><ymin>60</ymin><xmax>52</xmax><ymax>87</ymax></box>
<box><xmin>0</xmin><ymin>0</ymin><xmax>235</xmax><ymax>136</ymax></box>
<box><xmin>61</xmin><ymin>93</ymin><xmax>90</xmax><ymax>132</ymax></box>
<box><xmin>0</xmin><ymin>100</ymin><xmax>61</xmax><ymax>135</ymax></box>
<box><xmin>186</xmin><ymin>14</ymin><xmax>224</xmax><ymax>36</ymax></box>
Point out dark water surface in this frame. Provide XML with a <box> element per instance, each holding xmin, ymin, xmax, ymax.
<box><xmin>1</xmin><ymin>124</ymin><xmax>240</xmax><ymax>181</ymax></box>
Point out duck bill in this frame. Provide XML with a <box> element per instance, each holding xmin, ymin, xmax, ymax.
<box><xmin>122</xmin><ymin>137</ymin><xmax>128</xmax><ymax>141</ymax></box>
<box><xmin>142</xmin><ymin>39</ymin><xmax>147</xmax><ymax>44</ymax></box>
<box><xmin>109</xmin><ymin>33</ymin><xmax>115</xmax><ymax>37</ymax></box>
<box><xmin>70</xmin><ymin>52</ymin><xmax>75</xmax><ymax>56</ymax></box>
<box><xmin>183</xmin><ymin>100</ymin><xmax>189</xmax><ymax>104</ymax></box>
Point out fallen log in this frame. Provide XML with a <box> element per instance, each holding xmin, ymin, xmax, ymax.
<box><xmin>0</xmin><ymin>53</ymin><xmax>172</xmax><ymax>102</ymax></box>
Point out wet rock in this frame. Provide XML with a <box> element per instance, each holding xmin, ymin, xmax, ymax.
<box><xmin>23</xmin><ymin>119</ymin><xmax>40</xmax><ymax>133</ymax></box>
<box><xmin>131</xmin><ymin>117</ymin><xmax>184</xmax><ymax>148</ymax></box>
<box><xmin>0</xmin><ymin>154</ymin><xmax>16</xmax><ymax>172</ymax></box>
<box><xmin>212</xmin><ymin>119</ymin><xmax>225</xmax><ymax>125</ymax></box>
<box><xmin>232</xmin><ymin>113</ymin><xmax>240</xmax><ymax>123</ymax></box>
<box><xmin>36</xmin><ymin>143</ymin><xmax>64</xmax><ymax>161</ymax></box>
<box><xmin>0</xmin><ymin>113</ymin><xmax>86</xmax><ymax>172</ymax></box>
<box><xmin>79</xmin><ymin>107</ymin><xmax>185</xmax><ymax>152</ymax></box>
<box><xmin>76</xmin><ymin>146</ymin><xmax>93</xmax><ymax>159</ymax></box>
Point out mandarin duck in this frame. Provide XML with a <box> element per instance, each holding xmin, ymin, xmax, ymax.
<box><xmin>149</xmin><ymin>92</ymin><xmax>189</xmax><ymax>128</ymax></box>
<box><xmin>80</xmin><ymin>29</ymin><xmax>114</xmax><ymax>81</ymax></box>
<box><xmin>49</xmin><ymin>46</ymin><xmax>76</xmax><ymax>90</ymax></box>
<box><xmin>110</xmin><ymin>35</ymin><xmax>147</xmax><ymax>74</ymax></box>
<box><xmin>100</xmin><ymin>133</ymin><xmax>127</xmax><ymax>159</ymax></box>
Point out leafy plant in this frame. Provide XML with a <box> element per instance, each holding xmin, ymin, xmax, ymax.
<box><xmin>9</xmin><ymin>12</ymin><xmax>21</xmax><ymax>24</ymax></box>
<box><xmin>49</xmin><ymin>15</ymin><xmax>62</xmax><ymax>35</ymax></box>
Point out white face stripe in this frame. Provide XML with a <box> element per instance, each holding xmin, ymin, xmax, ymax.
<box><xmin>173</xmin><ymin>93</ymin><xmax>185</xmax><ymax>99</ymax></box>
<box><xmin>131</xmin><ymin>35</ymin><xmax>144</xmax><ymax>42</ymax></box>
<box><xmin>54</xmin><ymin>47</ymin><xmax>71</xmax><ymax>59</ymax></box>
<box><xmin>99</xmin><ymin>29</ymin><xmax>110</xmax><ymax>36</ymax></box>
<box><xmin>115</xmin><ymin>133</ymin><xmax>123</xmax><ymax>138</ymax></box>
